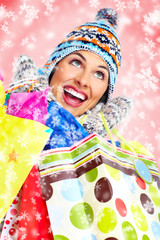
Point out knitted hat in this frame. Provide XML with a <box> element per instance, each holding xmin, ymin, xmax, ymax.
<box><xmin>39</xmin><ymin>8</ymin><xmax>121</xmax><ymax>101</ymax></box>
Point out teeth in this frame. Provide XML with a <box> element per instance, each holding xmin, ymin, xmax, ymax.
<box><xmin>64</xmin><ymin>88</ymin><xmax>86</xmax><ymax>100</ymax></box>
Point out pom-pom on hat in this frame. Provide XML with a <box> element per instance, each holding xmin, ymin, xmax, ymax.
<box><xmin>39</xmin><ymin>8</ymin><xmax>121</xmax><ymax>101</ymax></box>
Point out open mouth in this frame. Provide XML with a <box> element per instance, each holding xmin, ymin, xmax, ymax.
<box><xmin>63</xmin><ymin>86</ymin><xmax>88</xmax><ymax>107</ymax></box>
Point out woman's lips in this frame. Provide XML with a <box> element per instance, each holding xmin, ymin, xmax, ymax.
<box><xmin>63</xmin><ymin>85</ymin><xmax>88</xmax><ymax>107</ymax></box>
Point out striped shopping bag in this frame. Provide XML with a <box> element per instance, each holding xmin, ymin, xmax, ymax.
<box><xmin>39</xmin><ymin>132</ymin><xmax>160</xmax><ymax>240</ymax></box>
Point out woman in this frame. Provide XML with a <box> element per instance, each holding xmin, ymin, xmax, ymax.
<box><xmin>1</xmin><ymin>8</ymin><xmax>132</xmax><ymax>239</ymax></box>
<box><xmin>10</xmin><ymin>7</ymin><xmax>132</xmax><ymax>137</ymax></box>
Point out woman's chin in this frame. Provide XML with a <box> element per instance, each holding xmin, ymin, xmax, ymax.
<box><xmin>60</xmin><ymin>102</ymin><xmax>85</xmax><ymax>117</ymax></box>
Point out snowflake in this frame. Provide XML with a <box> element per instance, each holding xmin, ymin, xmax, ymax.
<box><xmin>96</xmin><ymin>210</ymin><xmax>105</xmax><ymax>222</ymax></box>
<box><xmin>50</xmin><ymin>115</ymin><xmax>61</xmax><ymax>128</ymax></box>
<box><xmin>132</xmin><ymin>89</ymin><xmax>145</xmax><ymax>97</ymax></box>
<box><xmin>20</xmin><ymin>233</ymin><xmax>27</xmax><ymax>240</ymax></box>
<box><xmin>5</xmin><ymin>167</ymin><xmax>18</xmax><ymax>187</ymax></box>
<box><xmin>133</xmin><ymin>210</ymin><xmax>144</xmax><ymax>226</ymax></box>
<box><xmin>19</xmin><ymin>227</ymin><xmax>26</xmax><ymax>233</ymax></box>
<box><xmin>34</xmin><ymin>191</ymin><xmax>41</xmax><ymax>197</ymax></box>
<box><xmin>144</xmin><ymin>10</ymin><xmax>160</xmax><ymax>26</ymax></box>
<box><xmin>150</xmin><ymin>121</ymin><xmax>156</xmax><ymax>128</ymax></box>
<box><xmin>89</xmin><ymin>0</ymin><xmax>100</xmax><ymax>8</ymax></box>
<box><xmin>6</xmin><ymin>10</ymin><xmax>16</xmax><ymax>21</ymax></box>
<box><xmin>19</xmin><ymin>2</ymin><xmax>39</xmax><ymax>23</ymax></box>
<box><xmin>49</xmin><ymin>134</ymin><xmax>66</xmax><ymax>147</ymax></box>
<box><xmin>14</xmin><ymin>103</ymin><xmax>23</xmax><ymax>113</ymax></box>
<box><xmin>114</xmin><ymin>0</ymin><xmax>126</xmax><ymax>12</ymax></box>
<box><xmin>145</xmin><ymin>37</ymin><xmax>155</xmax><ymax>48</ymax></box>
<box><xmin>134</xmin><ymin>0</ymin><xmax>140</xmax><ymax>8</ymax></box>
<box><xmin>75</xmin><ymin>147</ymin><xmax>84</xmax><ymax>156</ymax></box>
<box><xmin>1</xmin><ymin>21</ymin><xmax>10</xmax><ymax>34</ymax></box>
<box><xmin>1</xmin><ymin>39</ymin><xmax>12</xmax><ymax>51</ymax></box>
<box><xmin>136</xmin><ymin>67</ymin><xmax>159</xmax><ymax>92</ymax></box>
<box><xmin>48</xmin><ymin>104</ymin><xmax>60</xmax><ymax>116</ymax></box>
<box><xmin>65</xmin><ymin>129</ymin><xmax>73</xmax><ymax>141</ymax></box>
<box><xmin>30</xmin><ymin>34</ymin><xmax>37</xmax><ymax>42</ymax></box>
<box><xmin>35</xmin><ymin>212</ymin><xmax>42</xmax><ymax>222</ymax></box>
<box><xmin>144</xmin><ymin>142</ymin><xmax>155</xmax><ymax>152</ymax></box>
<box><xmin>42</xmin><ymin>0</ymin><xmax>55</xmax><ymax>16</ymax></box>
<box><xmin>95</xmin><ymin>182</ymin><xmax>102</xmax><ymax>191</ymax></box>
<box><xmin>33</xmin><ymin>108</ymin><xmax>41</xmax><ymax>121</ymax></box>
<box><xmin>19</xmin><ymin>211</ymin><xmax>30</xmax><ymax>221</ymax></box>
<box><xmin>21</xmin><ymin>37</ymin><xmax>29</xmax><ymax>46</ymax></box>
<box><xmin>80</xmin><ymin>213</ymin><xmax>91</xmax><ymax>225</ymax></box>
<box><xmin>124</xmin><ymin>225</ymin><xmax>134</xmax><ymax>232</ymax></box>
<box><xmin>31</xmin><ymin>197</ymin><xmax>36</xmax><ymax>204</ymax></box>
<box><xmin>156</xmin><ymin>36</ymin><xmax>160</xmax><ymax>43</ymax></box>
<box><xmin>0</xmin><ymin>4</ymin><xmax>7</xmax><ymax>20</ymax></box>
<box><xmin>143</xmin><ymin>200</ymin><xmax>154</xmax><ymax>212</ymax></box>
<box><xmin>138</xmin><ymin>112</ymin><xmax>145</xmax><ymax>120</ymax></box>
<box><xmin>48</xmin><ymin>226</ymin><xmax>52</xmax><ymax>233</ymax></box>
<box><xmin>149</xmin><ymin>51</ymin><xmax>158</xmax><ymax>61</ymax></box>
<box><xmin>17</xmin><ymin>135</ymin><xmax>29</xmax><ymax>149</ymax></box>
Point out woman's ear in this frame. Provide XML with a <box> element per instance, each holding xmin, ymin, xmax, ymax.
<box><xmin>48</xmin><ymin>67</ymin><xmax>56</xmax><ymax>84</ymax></box>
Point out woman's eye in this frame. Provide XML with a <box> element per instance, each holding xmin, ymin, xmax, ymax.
<box><xmin>71</xmin><ymin>60</ymin><xmax>81</xmax><ymax>67</ymax></box>
<box><xmin>95</xmin><ymin>71</ymin><xmax>104</xmax><ymax>80</ymax></box>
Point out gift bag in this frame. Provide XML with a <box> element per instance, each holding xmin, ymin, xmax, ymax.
<box><xmin>1</xmin><ymin>86</ymin><xmax>53</xmax><ymax>239</ymax></box>
<box><xmin>39</xmin><ymin>128</ymin><xmax>160</xmax><ymax>240</ymax></box>
<box><xmin>0</xmin><ymin>80</ymin><xmax>51</xmax><ymax>223</ymax></box>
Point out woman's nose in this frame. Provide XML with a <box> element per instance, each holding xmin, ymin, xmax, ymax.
<box><xmin>75</xmin><ymin>71</ymin><xmax>90</xmax><ymax>88</ymax></box>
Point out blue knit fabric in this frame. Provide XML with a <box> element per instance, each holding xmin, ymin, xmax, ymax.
<box><xmin>44</xmin><ymin>101</ymin><xmax>89</xmax><ymax>149</ymax></box>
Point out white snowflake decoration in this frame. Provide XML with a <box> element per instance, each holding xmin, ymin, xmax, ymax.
<box><xmin>136</xmin><ymin>67</ymin><xmax>159</xmax><ymax>92</ymax></box>
<box><xmin>42</xmin><ymin>0</ymin><xmax>55</xmax><ymax>16</ymax></box>
<box><xmin>89</xmin><ymin>0</ymin><xmax>100</xmax><ymax>8</ymax></box>
<box><xmin>114</xmin><ymin>0</ymin><xmax>126</xmax><ymax>12</ymax></box>
<box><xmin>144</xmin><ymin>10</ymin><xmax>160</xmax><ymax>26</ymax></box>
<box><xmin>19</xmin><ymin>2</ymin><xmax>39</xmax><ymax>24</ymax></box>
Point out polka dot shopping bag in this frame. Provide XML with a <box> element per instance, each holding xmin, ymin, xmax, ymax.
<box><xmin>39</xmin><ymin>123</ymin><xmax>160</xmax><ymax>240</ymax></box>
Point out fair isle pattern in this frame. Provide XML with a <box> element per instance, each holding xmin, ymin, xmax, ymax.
<box><xmin>62</xmin><ymin>25</ymin><xmax>121</xmax><ymax>69</ymax></box>
<box><xmin>39</xmin><ymin>133</ymin><xmax>160</xmax><ymax>181</ymax></box>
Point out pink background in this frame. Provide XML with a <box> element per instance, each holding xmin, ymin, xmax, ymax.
<box><xmin>0</xmin><ymin>0</ymin><xmax>160</xmax><ymax>171</ymax></box>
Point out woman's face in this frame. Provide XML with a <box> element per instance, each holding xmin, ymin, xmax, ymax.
<box><xmin>50</xmin><ymin>50</ymin><xmax>109</xmax><ymax>117</ymax></box>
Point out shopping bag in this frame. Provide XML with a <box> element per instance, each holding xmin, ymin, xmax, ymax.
<box><xmin>17</xmin><ymin>165</ymin><xmax>54</xmax><ymax>240</ymax></box>
<box><xmin>6</xmin><ymin>87</ymin><xmax>48</xmax><ymax>124</ymax></box>
<box><xmin>1</xmin><ymin>87</ymin><xmax>53</xmax><ymax>239</ymax></box>
<box><xmin>39</xmin><ymin>131</ymin><xmax>160</xmax><ymax>240</ymax></box>
<box><xmin>0</xmin><ymin>80</ymin><xmax>51</xmax><ymax>223</ymax></box>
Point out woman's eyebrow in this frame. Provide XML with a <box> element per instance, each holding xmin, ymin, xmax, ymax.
<box><xmin>98</xmin><ymin>65</ymin><xmax>109</xmax><ymax>73</ymax></box>
<box><xmin>71</xmin><ymin>52</ymin><xmax>86</xmax><ymax>61</ymax></box>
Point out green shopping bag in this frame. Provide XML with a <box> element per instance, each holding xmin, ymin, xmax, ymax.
<box><xmin>39</xmin><ymin>112</ymin><xmax>160</xmax><ymax>240</ymax></box>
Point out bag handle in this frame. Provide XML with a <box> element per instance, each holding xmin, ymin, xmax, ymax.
<box><xmin>98</xmin><ymin>110</ymin><xmax>139</xmax><ymax>159</ymax></box>
<box><xmin>5</xmin><ymin>78</ymin><xmax>38</xmax><ymax>94</ymax></box>
<box><xmin>98</xmin><ymin>111</ymin><xmax>117</xmax><ymax>150</ymax></box>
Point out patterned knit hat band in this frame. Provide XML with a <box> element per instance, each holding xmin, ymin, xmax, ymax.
<box><xmin>62</xmin><ymin>24</ymin><xmax>121</xmax><ymax>70</ymax></box>
<box><xmin>39</xmin><ymin>8</ymin><xmax>121</xmax><ymax>100</ymax></box>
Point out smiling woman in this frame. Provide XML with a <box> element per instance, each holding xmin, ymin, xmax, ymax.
<box><xmin>50</xmin><ymin>51</ymin><xmax>109</xmax><ymax>116</ymax></box>
<box><xmin>1</xmin><ymin>7</ymin><xmax>135</xmax><ymax>240</ymax></box>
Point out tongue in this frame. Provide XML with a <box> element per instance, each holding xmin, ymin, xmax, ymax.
<box><xmin>65</xmin><ymin>92</ymin><xmax>82</xmax><ymax>104</ymax></box>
